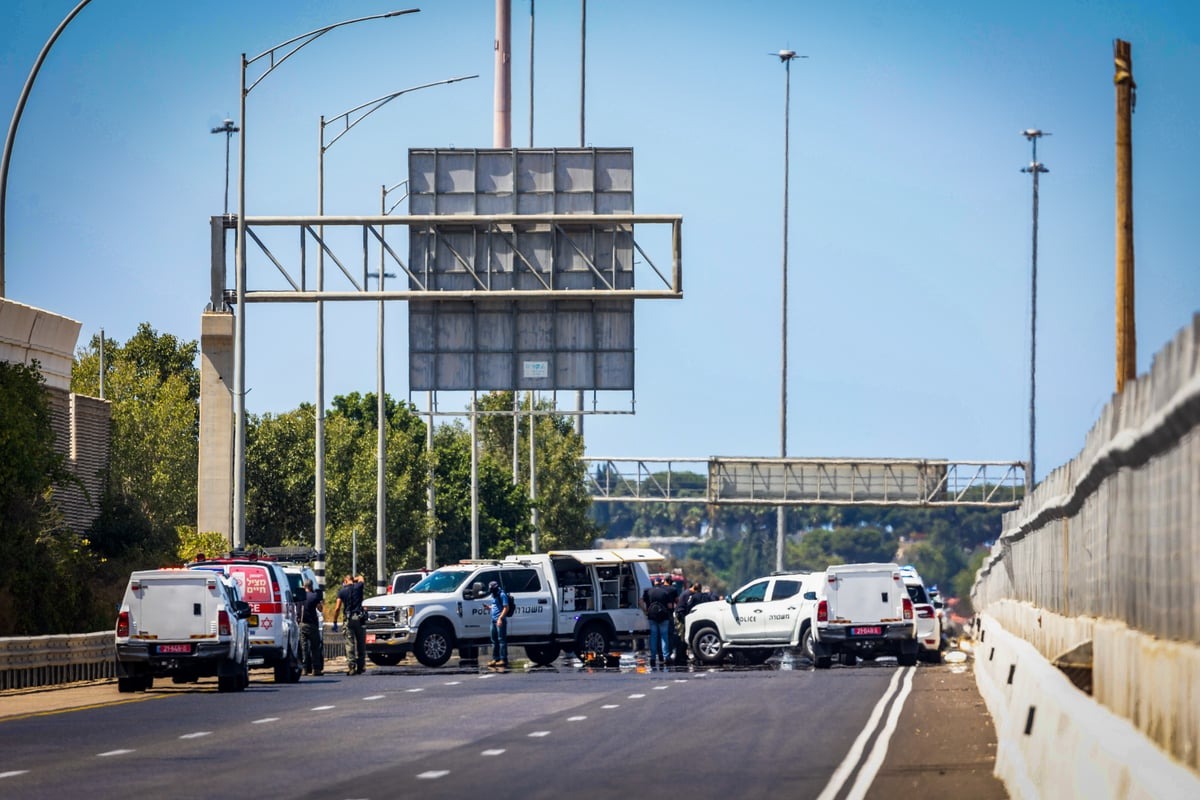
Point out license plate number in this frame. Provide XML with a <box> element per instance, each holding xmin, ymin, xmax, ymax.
<box><xmin>156</xmin><ymin>643</ymin><xmax>192</xmax><ymax>654</ymax></box>
<box><xmin>851</xmin><ymin>626</ymin><xmax>882</xmax><ymax>636</ymax></box>
<box><xmin>365</xmin><ymin>634</ymin><xmax>376</xmax><ymax>644</ymax></box>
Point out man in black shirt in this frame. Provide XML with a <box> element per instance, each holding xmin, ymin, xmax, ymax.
<box><xmin>332</xmin><ymin>575</ymin><xmax>366</xmax><ymax>675</ymax></box>
<box><xmin>300</xmin><ymin>579</ymin><xmax>324</xmax><ymax>676</ymax></box>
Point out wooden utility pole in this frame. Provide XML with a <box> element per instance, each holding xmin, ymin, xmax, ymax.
<box><xmin>1114</xmin><ymin>39</ymin><xmax>1136</xmax><ymax>392</ymax></box>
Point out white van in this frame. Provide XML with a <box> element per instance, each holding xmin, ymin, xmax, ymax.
<box><xmin>190</xmin><ymin>557</ymin><xmax>303</xmax><ymax>682</ymax></box>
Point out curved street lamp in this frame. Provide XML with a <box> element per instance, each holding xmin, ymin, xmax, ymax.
<box><xmin>1</xmin><ymin>0</ymin><xmax>95</xmax><ymax>297</ymax></box>
<box><xmin>233</xmin><ymin>9</ymin><xmax>420</xmax><ymax>557</ymax></box>
<box><xmin>316</xmin><ymin>75</ymin><xmax>477</xmax><ymax>593</ymax></box>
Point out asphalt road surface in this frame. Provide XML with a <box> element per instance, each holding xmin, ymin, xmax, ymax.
<box><xmin>0</xmin><ymin>650</ymin><xmax>1006</xmax><ymax>799</ymax></box>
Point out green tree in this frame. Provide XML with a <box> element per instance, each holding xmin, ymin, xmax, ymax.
<box><xmin>0</xmin><ymin>361</ymin><xmax>97</xmax><ymax>633</ymax></box>
<box><xmin>72</xmin><ymin>324</ymin><xmax>199</xmax><ymax>531</ymax></box>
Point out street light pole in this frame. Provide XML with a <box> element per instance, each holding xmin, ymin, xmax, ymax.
<box><xmin>1</xmin><ymin>0</ymin><xmax>94</xmax><ymax>298</ymax></box>
<box><xmin>773</xmin><ymin>48</ymin><xmax>804</xmax><ymax>572</ymax></box>
<box><xmin>318</xmin><ymin>76</ymin><xmax>477</xmax><ymax>594</ymax></box>
<box><xmin>210</xmin><ymin>119</ymin><xmax>239</xmax><ymax>215</ymax></box>
<box><xmin>233</xmin><ymin>9</ymin><xmax>420</xmax><ymax>563</ymax></box>
<box><xmin>1021</xmin><ymin>129</ymin><xmax>1049</xmax><ymax>490</ymax></box>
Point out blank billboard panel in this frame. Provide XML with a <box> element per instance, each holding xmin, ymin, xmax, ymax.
<box><xmin>407</xmin><ymin>148</ymin><xmax>636</xmax><ymax>392</ymax></box>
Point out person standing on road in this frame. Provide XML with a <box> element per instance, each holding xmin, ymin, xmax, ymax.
<box><xmin>673</xmin><ymin>581</ymin><xmax>700</xmax><ymax>663</ymax></box>
<box><xmin>300</xmin><ymin>579</ymin><xmax>324</xmax><ymax>676</ymax></box>
<box><xmin>331</xmin><ymin>574</ymin><xmax>366</xmax><ymax>675</ymax></box>
<box><xmin>642</xmin><ymin>576</ymin><xmax>675</xmax><ymax>669</ymax></box>
<box><xmin>486</xmin><ymin>581</ymin><xmax>511</xmax><ymax>669</ymax></box>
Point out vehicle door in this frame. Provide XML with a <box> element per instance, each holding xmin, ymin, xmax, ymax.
<box><xmin>759</xmin><ymin>577</ymin><xmax>806</xmax><ymax>641</ymax></box>
<box><xmin>501</xmin><ymin>567</ymin><xmax>552</xmax><ymax>636</ymax></box>
<box><xmin>461</xmin><ymin>569</ymin><xmax>500</xmax><ymax>639</ymax></box>
<box><xmin>724</xmin><ymin>578</ymin><xmax>770</xmax><ymax>642</ymax></box>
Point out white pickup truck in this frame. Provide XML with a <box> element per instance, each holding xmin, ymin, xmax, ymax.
<box><xmin>685</xmin><ymin>571</ymin><xmax>824</xmax><ymax>666</ymax></box>
<box><xmin>806</xmin><ymin>562</ymin><xmax>918</xmax><ymax>668</ymax></box>
<box><xmin>362</xmin><ymin>549</ymin><xmax>663</xmax><ymax>667</ymax></box>
<box><xmin>114</xmin><ymin>568</ymin><xmax>252</xmax><ymax>692</ymax></box>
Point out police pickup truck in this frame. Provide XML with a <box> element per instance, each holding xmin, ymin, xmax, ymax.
<box><xmin>805</xmin><ymin>562</ymin><xmax>919</xmax><ymax>668</ymax></box>
<box><xmin>362</xmin><ymin>549</ymin><xmax>663</xmax><ymax>667</ymax></box>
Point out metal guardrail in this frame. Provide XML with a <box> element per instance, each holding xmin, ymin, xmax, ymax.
<box><xmin>0</xmin><ymin>627</ymin><xmax>347</xmax><ymax>692</ymax></box>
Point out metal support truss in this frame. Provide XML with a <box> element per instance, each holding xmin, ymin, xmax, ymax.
<box><xmin>583</xmin><ymin>457</ymin><xmax>1027</xmax><ymax>508</ymax></box>
<box><xmin>223</xmin><ymin>213</ymin><xmax>682</xmax><ymax>303</ymax></box>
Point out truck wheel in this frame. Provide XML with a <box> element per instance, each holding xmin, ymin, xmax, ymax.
<box><xmin>800</xmin><ymin>627</ymin><xmax>816</xmax><ymax>662</ymax></box>
<box><xmin>689</xmin><ymin>626</ymin><xmax>724</xmax><ymax>665</ymax></box>
<box><xmin>117</xmin><ymin>676</ymin><xmax>138</xmax><ymax>693</ymax></box>
<box><xmin>524</xmin><ymin>644</ymin><xmax>561</xmax><ymax>666</ymax></box>
<box><xmin>369</xmin><ymin>653</ymin><xmax>403</xmax><ymax>667</ymax></box>
<box><xmin>414</xmin><ymin>622</ymin><xmax>454</xmax><ymax>667</ymax></box>
<box><xmin>575</xmin><ymin>623</ymin><xmax>611</xmax><ymax>656</ymax></box>
<box><xmin>839</xmin><ymin>652</ymin><xmax>858</xmax><ymax>667</ymax></box>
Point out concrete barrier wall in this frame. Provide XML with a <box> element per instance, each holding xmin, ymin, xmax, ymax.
<box><xmin>973</xmin><ymin>313</ymin><xmax>1200</xmax><ymax>785</ymax></box>
<box><xmin>975</xmin><ymin>613</ymin><xmax>1199</xmax><ymax>800</ymax></box>
<box><xmin>0</xmin><ymin>628</ymin><xmax>347</xmax><ymax>691</ymax></box>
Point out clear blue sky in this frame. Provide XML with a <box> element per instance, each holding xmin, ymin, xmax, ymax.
<box><xmin>4</xmin><ymin>0</ymin><xmax>1198</xmax><ymax>483</ymax></box>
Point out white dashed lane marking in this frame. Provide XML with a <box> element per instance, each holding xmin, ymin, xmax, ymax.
<box><xmin>252</xmin><ymin>717</ymin><xmax>279</xmax><ymax>724</ymax></box>
<box><xmin>567</xmin><ymin>716</ymin><xmax>587</xmax><ymax>721</ymax></box>
<box><xmin>444</xmin><ymin>681</ymin><xmax>461</xmax><ymax>686</ymax></box>
<box><xmin>97</xmin><ymin>750</ymin><xmax>133</xmax><ymax>758</ymax></box>
<box><xmin>653</xmin><ymin>685</ymin><xmax>668</xmax><ymax>690</ymax></box>
<box><xmin>417</xmin><ymin>770</ymin><xmax>450</xmax><ymax>779</ymax></box>
<box><xmin>179</xmin><ymin>732</ymin><xmax>211</xmax><ymax>739</ymax></box>
<box><xmin>363</xmin><ymin>695</ymin><xmax>385</xmax><ymax>701</ymax></box>
<box><xmin>528</xmin><ymin>731</ymin><xmax>551</xmax><ymax>738</ymax></box>
<box><xmin>0</xmin><ymin>771</ymin><xmax>29</xmax><ymax>779</ymax></box>
<box><xmin>628</xmin><ymin>693</ymin><xmax>646</xmax><ymax>699</ymax></box>
<box><xmin>312</xmin><ymin>705</ymin><xmax>336</xmax><ymax>711</ymax></box>
<box><xmin>405</xmin><ymin>688</ymin><xmax>423</xmax><ymax>693</ymax></box>
<box><xmin>482</xmin><ymin>749</ymin><xmax>505</xmax><ymax>757</ymax></box>
<box><xmin>601</xmin><ymin>704</ymin><xmax>619</xmax><ymax>709</ymax></box>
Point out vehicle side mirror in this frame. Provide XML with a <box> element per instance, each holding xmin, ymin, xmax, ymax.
<box><xmin>233</xmin><ymin>601</ymin><xmax>251</xmax><ymax>619</ymax></box>
<box><xmin>725</xmin><ymin>596</ymin><xmax>734</xmax><ymax>604</ymax></box>
<box><xmin>934</xmin><ymin>601</ymin><xmax>944</xmax><ymax>610</ymax></box>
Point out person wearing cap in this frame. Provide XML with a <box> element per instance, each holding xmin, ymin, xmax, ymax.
<box><xmin>486</xmin><ymin>580</ymin><xmax>511</xmax><ymax>669</ymax></box>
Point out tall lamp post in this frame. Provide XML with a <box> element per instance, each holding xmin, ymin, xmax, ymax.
<box><xmin>1021</xmin><ymin>129</ymin><xmax>1049</xmax><ymax>490</ymax></box>
<box><xmin>233</xmin><ymin>9</ymin><xmax>420</xmax><ymax>563</ymax></box>
<box><xmin>210</xmin><ymin>119</ymin><xmax>239</xmax><ymax>215</ymax></box>
<box><xmin>772</xmin><ymin>48</ymin><xmax>805</xmax><ymax>572</ymax></box>
<box><xmin>318</xmin><ymin>75</ymin><xmax>476</xmax><ymax>595</ymax></box>
<box><xmin>1</xmin><ymin>0</ymin><xmax>95</xmax><ymax>297</ymax></box>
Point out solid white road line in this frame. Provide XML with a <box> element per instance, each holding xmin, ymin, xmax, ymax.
<box><xmin>815</xmin><ymin>667</ymin><xmax>909</xmax><ymax>800</ymax></box>
<box><xmin>846</xmin><ymin>666</ymin><xmax>916</xmax><ymax>800</ymax></box>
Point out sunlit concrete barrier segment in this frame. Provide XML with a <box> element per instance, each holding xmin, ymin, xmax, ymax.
<box><xmin>975</xmin><ymin>614</ymin><xmax>1200</xmax><ymax>800</ymax></box>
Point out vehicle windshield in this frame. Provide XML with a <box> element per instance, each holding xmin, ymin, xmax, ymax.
<box><xmin>409</xmin><ymin>570</ymin><xmax>473</xmax><ymax>593</ymax></box>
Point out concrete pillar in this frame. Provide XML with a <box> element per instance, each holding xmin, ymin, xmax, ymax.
<box><xmin>197</xmin><ymin>310</ymin><xmax>234</xmax><ymax>544</ymax></box>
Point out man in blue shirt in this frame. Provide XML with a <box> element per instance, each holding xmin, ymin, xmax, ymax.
<box><xmin>487</xmin><ymin>581</ymin><xmax>511</xmax><ymax>669</ymax></box>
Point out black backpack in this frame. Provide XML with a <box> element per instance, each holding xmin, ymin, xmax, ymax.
<box><xmin>505</xmin><ymin>592</ymin><xmax>516</xmax><ymax>618</ymax></box>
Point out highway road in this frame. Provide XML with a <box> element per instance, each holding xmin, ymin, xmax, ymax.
<box><xmin>0</xmin><ymin>652</ymin><xmax>1006</xmax><ymax>799</ymax></box>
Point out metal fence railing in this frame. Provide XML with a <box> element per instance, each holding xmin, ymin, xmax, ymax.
<box><xmin>0</xmin><ymin>627</ymin><xmax>347</xmax><ymax>692</ymax></box>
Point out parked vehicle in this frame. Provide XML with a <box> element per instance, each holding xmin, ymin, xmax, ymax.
<box><xmin>362</xmin><ymin>549</ymin><xmax>663</xmax><ymax>667</ymax></box>
<box><xmin>900</xmin><ymin>566</ymin><xmax>944</xmax><ymax>663</ymax></box>
<box><xmin>190</xmin><ymin>555</ymin><xmax>303</xmax><ymax>683</ymax></box>
<box><xmin>806</xmin><ymin>562</ymin><xmax>918</xmax><ymax>668</ymax></box>
<box><xmin>114</xmin><ymin>568</ymin><xmax>251</xmax><ymax>693</ymax></box>
<box><xmin>388</xmin><ymin>568</ymin><xmax>431</xmax><ymax>595</ymax></box>
<box><xmin>685</xmin><ymin>571</ymin><xmax>824</xmax><ymax>666</ymax></box>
